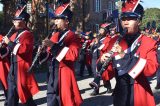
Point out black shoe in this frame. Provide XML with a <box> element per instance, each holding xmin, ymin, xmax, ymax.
<box><xmin>78</xmin><ymin>73</ymin><xmax>84</xmax><ymax>77</ymax></box>
<box><xmin>89</xmin><ymin>82</ymin><xmax>99</xmax><ymax>90</ymax></box>
<box><xmin>106</xmin><ymin>88</ymin><xmax>113</xmax><ymax>93</ymax></box>
<box><xmin>88</xmin><ymin>73</ymin><xmax>93</xmax><ymax>77</ymax></box>
<box><xmin>155</xmin><ymin>85</ymin><xmax>160</xmax><ymax>89</ymax></box>
<box><xmin>90</xmin><ymin>89</ymin><xmax>99</xmax><ymax>96</ymax></box>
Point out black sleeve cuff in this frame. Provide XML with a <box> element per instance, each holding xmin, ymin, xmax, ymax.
<box><xmin>50</xmin><ymin>44</ymin><xmax>59</xmax><ymax>54</ymax></box>
<box><xmin>0</xmin><ymin>47</ymin><xmax>8</xmax><ymax>56</ymax></box>
<box><xmin>7</xmin><ymin>41</ymin><xmax>16</xmax><ymax>51</ymax></box>
<box><xmin>50</xmin><ymin>44</ymin><xmax>64</xmax><ymax>57</ymax></box>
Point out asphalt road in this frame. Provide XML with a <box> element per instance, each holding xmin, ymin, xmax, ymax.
<box><xmin>0</xmin><ymin>55</ymin><xmax>160</xmax><ymax>106</ymax></box>
<box><xmin>0</xmin><ymin>71</ymin><xmax>160</xmax><ymax>106</ymax></box>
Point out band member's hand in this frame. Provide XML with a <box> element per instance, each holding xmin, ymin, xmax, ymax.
<box><xmin>94</xmin><ymin>38</ymin><xmax>98</xmax><ymax>44</ymax></box>
<box><xmin>100</xmin><ymin>53</ymin><xmax>111</xmax><ymax>63</ymax></box>
<box><xmin>111</xmin><ymin>43</ymin><xmax>125</xmax><ymax>57</ymax></box>
<box><xmin>42</xmin><ymin>38</ymin><xmax>54</xmax><ymax>47</ymax></box>
<box><xmin>90</xmin><ymin>42</ymin><xmax>94</xmax><ymax>46</ymax></box>
<box><xmin>3</xmin><ymin>36</ymin><xmax>10</xmax><ymax>44</ymax></box>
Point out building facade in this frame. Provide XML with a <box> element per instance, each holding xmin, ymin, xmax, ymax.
<box><xmin>74</xmin><ymin>0</ymin><xmax>115</xmax><ymax>32</ymax></box>
<box><xmin>0</xmin><ymin>0</ymin><xmax>116</xmax><ymax>35</ymax></box>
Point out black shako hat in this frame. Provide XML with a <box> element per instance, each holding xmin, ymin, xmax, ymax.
<box><xmin>53</xmin><ymin>3</ymin><xmax>73</xmax><ymax>22</ymax></box>
<box><xmin>120</xmin><ymin>0</ymin><xmax>144</xmax><ymax>20</ymax></box>
<box><xmin>13</xmin><ymin>11</ymin><xmax>30</xmax><ymax>22</ymax></box>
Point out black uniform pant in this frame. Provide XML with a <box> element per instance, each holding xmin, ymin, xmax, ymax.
<box><xmin>79</xmin><ymin>60</ymin><xmax>93</xmax><ymax>76</ymax></box>
<box><xmin>0</xmin><ymin>80</ymin><xmax>8</xmax><ymax>106</ymax></box>
<box><xmin>7</xmin><ymin>74</ymin><xmax>37</xmax><ymax>106</ymax></box>
<box><xmin>47</xmin><ymin>60</ymin><xmax>60</xmax><ymax>106</ymax></box>
<box><xmin>113</xmin><ymin>74</ymin><xmax>134</xmax><ymax>106</ymax></box>
<box><xmin>7</xmin><ymin>65</ymin><xmax>36</xmax><ymax>106</ymax></box>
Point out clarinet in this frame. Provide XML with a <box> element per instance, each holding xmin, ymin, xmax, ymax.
<box><xmin>28</xmin><ymin>25</ymin><xmax>57</xmax><ymax>73</ymax></box>
<box><xmin>0</xmin><ymin>26</ymin><xmax>15</xmax><ymax>48</ymax></box>
<box><xmin>89</xmin><ymin>28</ymin><xmax>128</xmax><ymax>89</ymax></box>
<box><xmin>0</xmin><ymin>4</ymin><xmax>27</xmax><ymax>47</ymax></box>
<box><xmin>99</xmin><ymin>28</ymin><xmax>128</xmax><ymax>74</ymax></box>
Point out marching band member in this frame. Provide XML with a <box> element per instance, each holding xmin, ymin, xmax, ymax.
<box><xmin>78</xmin><ymin>31</ymin><xmax>93</xmax><ymax>77</ymax></box>
<box><xmin>3</xmin><ymin>4</ymin><xmax>39</xmax><ymax>106</ymax></box>
<box><xmin>99</xmin><ymin>1</ymin><xmax>158</xmax><ymax>105</ymax></box>
<box><xmin>89</xmin><ymin>20</ymin><xmax>117</xmax><ymax>96</ymax></box>
<box><xmin>0</xmin><ymin>35</ymin><xmax>10</xmax><ymax>106</ymax></box>
<box><xmin>40</xmin><ymin>3</ymin><xmax>83</xmax><ymax>106</ymax></box>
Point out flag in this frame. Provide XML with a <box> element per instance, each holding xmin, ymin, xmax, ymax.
<box><xmin>46</xmin><ymin>3</ymin><xmax>55</xmax><ymax>19</ymax></box>
<box><xmin>48</xmin><ymin>6</ymin><xmax>55</xmax><ymax>18</ymax></box>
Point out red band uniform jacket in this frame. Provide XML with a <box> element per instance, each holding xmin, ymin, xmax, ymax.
<box><xmin>42</xmin><ymin>30</ymin><xmax>83</xmax><ymax>106</ymax></box>
<box><xmin>0</xmin><ymin>35</ymin><xmax>10</xmax><ymax>90</ymax></box>
<box><xmin>8</xmin><ymin>30</ymin><xmax>39</xmax><ymax>103</ymax></box>
<box><xmin>100</xmin><ymin>34</ymin><xmax>158</xmax><ymax>106</ymax></box>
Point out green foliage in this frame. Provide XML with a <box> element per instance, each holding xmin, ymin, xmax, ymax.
<box><xmin>141</xmin><ymin>8</ymin><xmax>160</xmax><ymax>29</ymax></box>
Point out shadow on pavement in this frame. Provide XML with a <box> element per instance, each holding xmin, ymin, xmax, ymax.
<box><xmin>76</xmin><ymin>75</ymin><xmax>94</xmax><ymax>81</ymax></box>
<box><xmin>154</xmin><ymin>90</ymin><xmax>160</xmax><ymax>105</ymax></box>
<box><xmin>39</xmin><ymin>84</ymin><xmax>47</xmax><ymax>91</ymax></box>
<box><xmin>80</xmin><ymin>85</ymin><xmax>105</xmax><ymax>94</ymax></box>
<box><xmin>0</xmin><ymin>93</ymin><xmax>4</xmax><ymax>97</ymax></box>
<box><xmin>80</xmin><ymin>87</ymin><xmax>93</xmax><ymax>94</ymax></box>
<box><xmin>0</xmin><ymin>98</ymin><xmax>5</xmax><ymax>102</ymax></box>
<box><xmin>81</xmin><ymin>95</ymin><xmax>113</xmax><ymax>106</ymax></box>
<box><xmin>34</xmin><ymin>96</ymin><xmax>47</xmax><ymax>105</ymax></box>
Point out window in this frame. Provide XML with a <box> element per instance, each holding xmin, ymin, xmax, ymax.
<box><xmin>94</xmin><ymin>0</ymin><xmax>101</xmax><ymax>12</ymax></box>
<box><xmin>108</xmin><ymin>1</ymin><xmax>115</xmax><ymax>11</ymax></box>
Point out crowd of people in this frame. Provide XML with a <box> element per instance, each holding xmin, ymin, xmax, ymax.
<box><xmin>0</xmin><ymin>0</ymin><xmax>160</xmax><ymax>106</ymax></box>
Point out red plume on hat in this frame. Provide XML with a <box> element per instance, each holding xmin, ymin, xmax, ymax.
<box><xmin>53</xmin><ymin>3</ymin><xmax>73</xmax><ymax>21</ymax></box>
<box><xmin>15</xmin><ymin>4</ymin><xmax>27</xmax><ymax>18</ymax></box>
<box><xmin>120</xmin><ymin>0</ymin><xmax>144</xmax><ymax>20</ymax></box>
<box><xmin>101</xmin><ymin>23</ymin><xmax>111</xmax><ymax>29</ymax></box>
<box><xmin>122</xmin><ymin>0</ymin><xmax>140</xmax><ymax>12</ymax></box>
<box><xmin>85</xmin><ymin>31</ymin><xmax>92</xmax><ymax>36</ymax></box>
<box><xmin>13</xmin><ymin>2</ymin><xmax>30</xmax><ymax>22</ymax></box>
<box><xmin>54</xmin><ymin>3</ymin><xmax>70</xmax><ymax>16</ymax></box>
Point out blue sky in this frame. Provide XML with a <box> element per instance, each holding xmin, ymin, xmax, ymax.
<box><xmin>0</xmin><ymin>4</ymin><xmax>2</xmax><ymax>11</ymax></box>
<box><xmin>140</xmin><ymin>0</ymin><xmax>160</xmax><ymax>9</ymax></box>
<box><xmin>0</xmin><ymin>0</ymin><xmax>160</xmax><ymax>11</ymax></box>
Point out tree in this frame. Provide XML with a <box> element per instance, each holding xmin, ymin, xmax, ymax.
<box><xmin>0</xmin><ymin>11</ymin><xmax>3</xmax><ymax>30</ymax></box>
<box><xmin>141</xmin><ymin>8</ymin><xmax>160</xmax><ymax>29</ymax></box>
